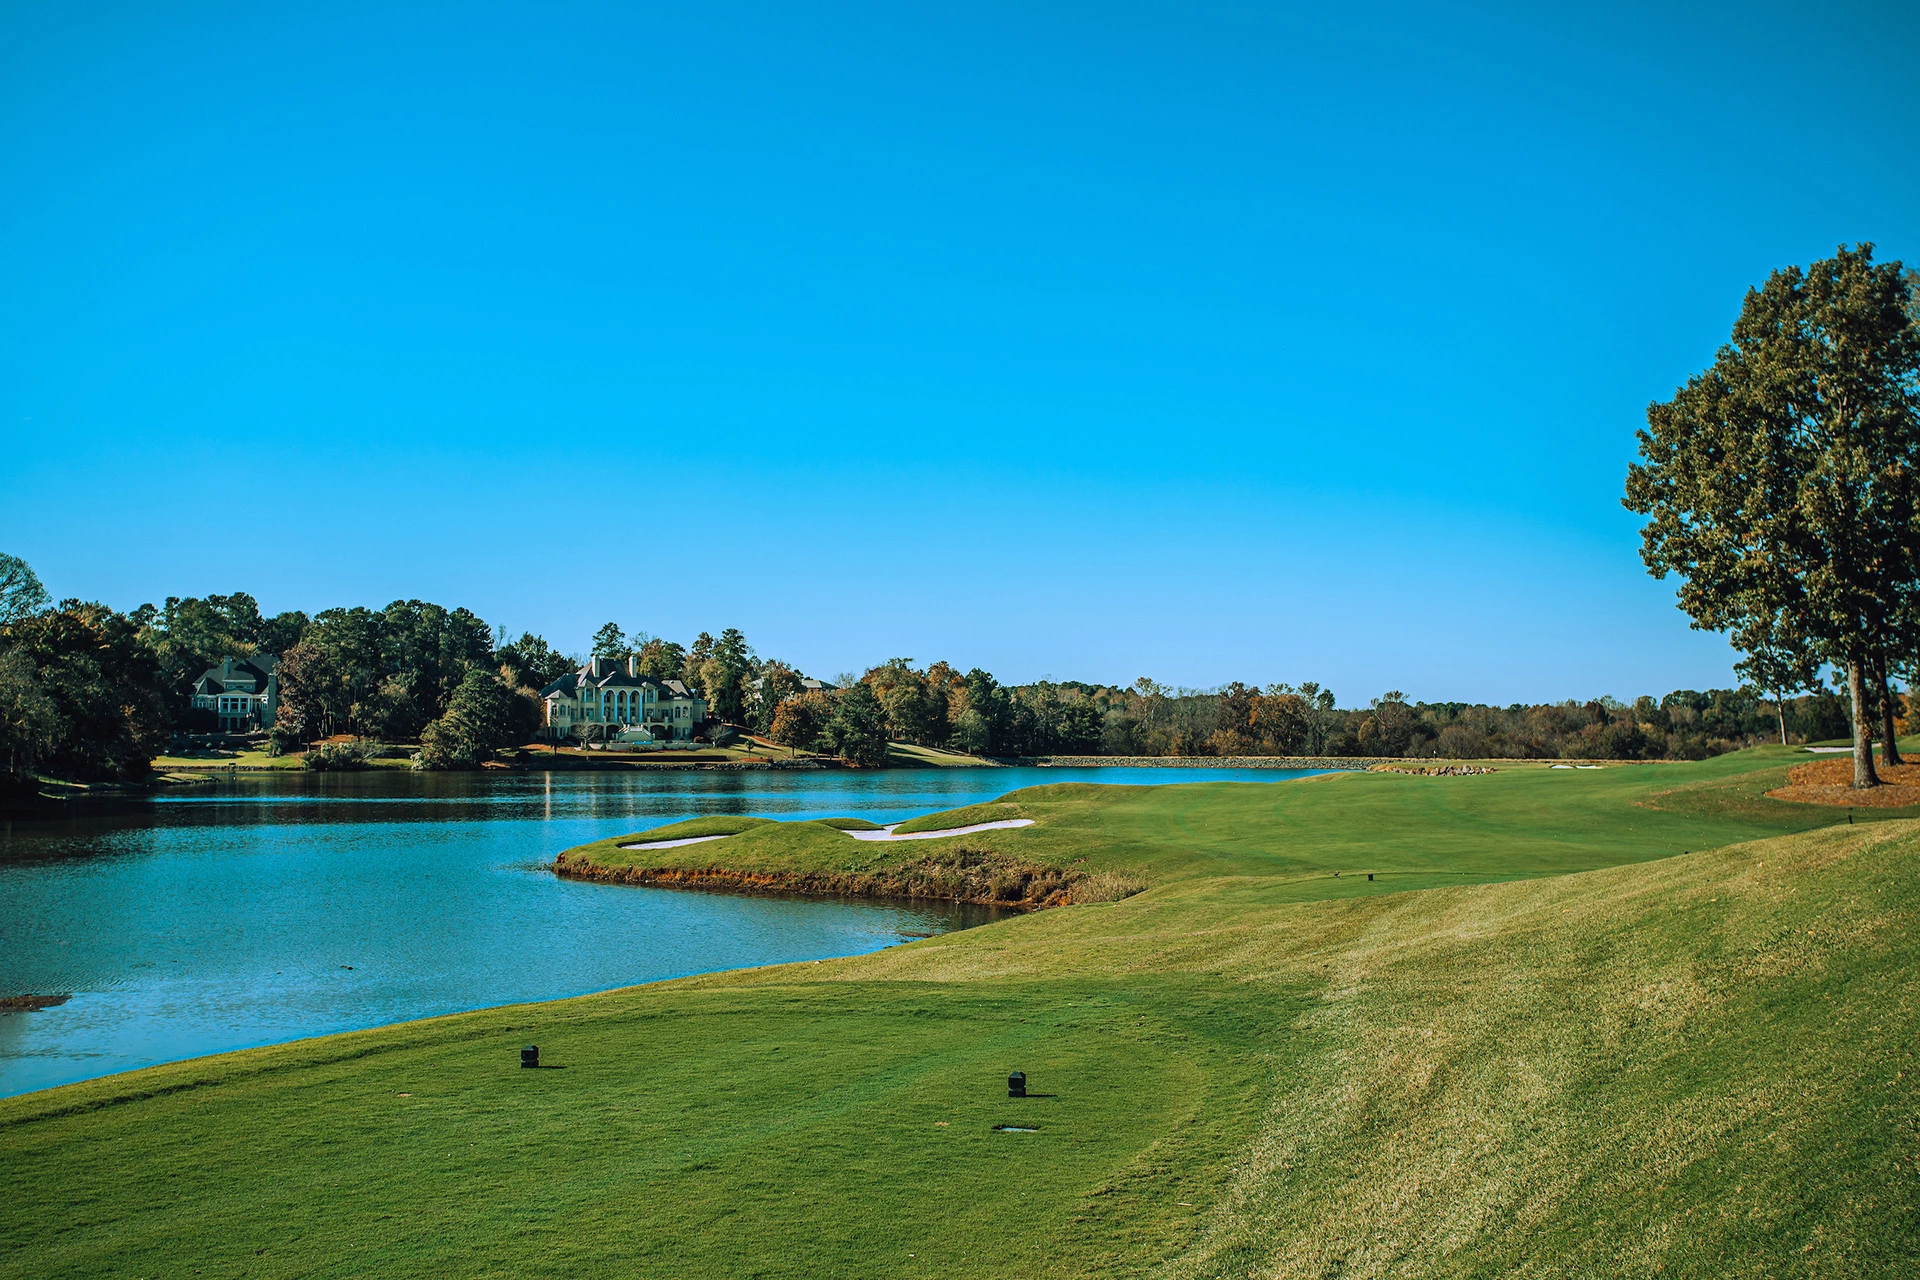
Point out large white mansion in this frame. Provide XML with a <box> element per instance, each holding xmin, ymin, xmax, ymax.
<box><xmin>539</xmin><ymin>657</ymin><xmax>708</xmax><ymax>742</ymax></box>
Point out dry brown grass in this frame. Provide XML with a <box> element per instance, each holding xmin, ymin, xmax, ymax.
<box><xmin>1766</xmin><ymin>756</ymin><xmax>1920</xmax><ymax>807</ymax></box>
<box><xmin>1066</xmin><ymin>869</ymin><xmax>1148</xmax><ymax>903</ymax></box>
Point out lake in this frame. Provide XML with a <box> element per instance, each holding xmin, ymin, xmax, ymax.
<box><xmin>0</xmin><ymin>765</ymin><xmax>1316</xmax><ymax>1096</ymax></box>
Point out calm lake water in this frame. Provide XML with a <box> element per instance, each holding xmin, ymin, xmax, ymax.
<box><xmin>0</xmin><ymin>765</ymin><xmax>1313</xmax><ymax>1097</ymax></box>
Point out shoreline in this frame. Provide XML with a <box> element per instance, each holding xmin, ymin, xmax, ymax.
<box><xmin>551</xmin><ymin>857</ymin><xmax>1064</xmax><ymax>909</ymax></box>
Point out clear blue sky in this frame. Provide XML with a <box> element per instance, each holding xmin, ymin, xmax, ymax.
<box><xmin>3</xmin><ymin>1</ymin><xmax>1915</xmax><ymax>703</ymax></box>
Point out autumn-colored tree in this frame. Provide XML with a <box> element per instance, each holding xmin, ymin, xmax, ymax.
<box><xmin>769</xmin><ymin>691</ymin><xmax>833</xmax><ymax>754</ymax></box>
<box><xmin>1248</xmin><ymin>689</ymin><xmax>1309</xmax><ymax>754</ymax></box>
<box><xmin>752</xmin><ymin>661</ymin><xmax>804</xmax><ymax>733</ymax></box>
<box><xmin>274</xmin><ymin>642</ymin><xmax>339</xmax><ymax>742</ymax></box>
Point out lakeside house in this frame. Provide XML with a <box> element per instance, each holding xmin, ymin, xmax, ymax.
<box><xmin>190</xmin><ymin>655</ymin><xmax>280</xmax><ymax>733</ymax></box>
<box><xmin>539</xmin><ymin>657</ymin><xmax>708</xmax><ymax>743</ymax></box>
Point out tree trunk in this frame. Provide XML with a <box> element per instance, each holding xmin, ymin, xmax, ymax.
<box><xmin>1874</xmin><ymin>653</ymin><xmax>1903</xmax><ymax>767</ymax></box>
<box><xmin>1848</xmin><ymin>658</ymin><xmax>1881</xmax><ymax>789</ymax></box>
<box><xmin>1775</xmin><ymin>691</ymin><xmax>1787</xmax><ymax>746</ymax></box>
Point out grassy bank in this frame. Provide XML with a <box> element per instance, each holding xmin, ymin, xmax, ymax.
<box><xmin>4</xmin><ymin>747</ymin><xmax>1917</xmax><ymax>1277</ymax></box>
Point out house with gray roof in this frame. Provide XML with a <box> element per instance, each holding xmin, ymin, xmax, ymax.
<box><xmin>190</xmin><ymin>655</ymin><xmax>279</xmax><ymax>733</ymax></box>
<box><xmin>539</xmin><ymin>657</ymin><xmax>708</xmax><ymax>743</ymax></box>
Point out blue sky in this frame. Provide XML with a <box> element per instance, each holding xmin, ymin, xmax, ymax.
<box><xmin>3</xmin><ymin>1</ymin><xmax>1915</xmax><ymax>702</ymax></box>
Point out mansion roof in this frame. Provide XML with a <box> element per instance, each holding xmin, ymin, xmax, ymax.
<box><xmin>192</xmin><ymin>654</ymin><xmax>279</xmax><ymax>696</ymax></box>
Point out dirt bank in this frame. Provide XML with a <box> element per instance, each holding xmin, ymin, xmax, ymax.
<box><xmin>553</xmin><ymin>845</ymin><xmax>1094</xmax><ymax>909</ymax></box>
<box><xmin>1767</xmin><ymin>757</ymin><xmax>1920</xmax><ymax>807</ymax></box>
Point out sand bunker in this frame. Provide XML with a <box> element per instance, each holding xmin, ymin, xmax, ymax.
<box><xmin>1767</xmin><ymin>757</ymin><xmax>1920</xmax><ymax>807</ymax></box>
<box><xmin>618</xmin><ymin>834</ymin><xmax>734</xmax><ymax>851</ymax></box>
<box><xmin>619</xmin><ymin>818</ymin><xmax>1034</xmax><ymax>852</ymax></box>
<box><xmin>843</xmin><ymin>820</ymin><xmax>1035</xmax><ymax>842</ymax></box>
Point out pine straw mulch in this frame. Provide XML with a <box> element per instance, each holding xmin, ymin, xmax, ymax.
<box><xmin>1767</xmin><ymin>756</ymin><xmax>1920</xmax><ymax>807</ymax></box>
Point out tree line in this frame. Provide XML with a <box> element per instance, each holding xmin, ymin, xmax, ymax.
<box><xmin>0</xmin><ymin>554</ymin><xmax>1903</xmax><ymax>783</ymax></box>
<box><xmin>761</xmin><ymin>659</ymin><xmax>1871</xmax><ymax>763</ymax></box>
<box><xmin>0</xmin><ymin>579</ymin><xmax>853</xmax><ymax>777</ymax></box>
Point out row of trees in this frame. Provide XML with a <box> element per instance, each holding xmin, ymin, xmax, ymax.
<box><xmin>0</xmin><ymin>546</ymin><xmax>1904</xmax><ymax>780</ymax></box>
<box><xmin>0</xmin><ymin>594</ymin><xmax>172</xmax><ymax>780</ymax></box>
<box><xmin>0</xmin><ymin>585</ymin><xmax>855</xmax><ymax>776</ymax></box>
<box><xmin>753</xmin><ymin>657</ymin><xmax>1873</xmax><ymax>763</ymax></box>
<box><xmin>1626</xmin><ymin>243</ymin><xmax>1920</xmax><ymax>788</ymax></box>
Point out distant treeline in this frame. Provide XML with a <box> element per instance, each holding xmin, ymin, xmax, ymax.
<box><xmin>0</xmin><ymin>556</ymin><xmax>1895</xmax><ymax>782</ymax></box>
<box><xmin>782</xmin><ymin>663</ymin><xmax>1874</xmax><ymax>763</ymax></box>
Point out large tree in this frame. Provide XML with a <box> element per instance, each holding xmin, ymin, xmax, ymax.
<box><xmin>1625</xmin><ymin>244</ymin><xmax>1920</xmax><ymax>788</ymax></box>
<box><xmin>418</xmin><ymin>666</ymin><xmax>517</xmax><ymax>769</ymax></box>
<box><xmin>699</xmin><ymin>628</ymin><xmax>754</xmax><ymax>723</ymax></box>
<box><xmin>377</xmin><ymin>600</ymin><xmax>494</xmax><ymax>727</ymax></box>
<box><xmin>496</xmin><ymin>632</ymin><xmax>576</xmax><ymax>687</ymax></box>
<box><xmin>768</xmin><ymin>690</ymin><xmax>831</xmax><ymax>755</ymax></box>
<box><xmin>589</xmin><ymin>622</ymin><xmax>627</xmax><ymax>660</ymax></box>
<box><xmin>274</xmin><ymin>642</ymin><xmax>340</xmax><ymax>742</ymax></box>
<box><xmin>819</xmin><ymin>682</ymin><xmax>890</xmax><ymax>767</ymax></box>
<box><xmin>633</xmin><ymin>637</ymin><xmax>686</xmax><ymax>680</ymax></box>
<box><xmin>0</xmin><ymin>554</ymin><xmax>51</xmax><ymax>625</ymax></box>
<box><xmin>752</xmin><ymin>660</ymin><xmax>804</xmax><ymax>733</ymax></box>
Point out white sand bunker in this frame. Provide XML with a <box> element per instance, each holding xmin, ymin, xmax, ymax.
<box><xmin>618</xmin><ymin>834</ymin><xmax>734</xmax><ymax>850</ymax></box>
<box><xmin>618</xmin><ymin>817</ymin><xmax>1033</xmax><ymax>852</ymax></box>
<box><xmin>843</xmin><ymin>820</ymin><xmax>1034</xmax><ymax>842</ymax></box>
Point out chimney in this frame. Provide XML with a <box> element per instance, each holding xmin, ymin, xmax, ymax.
<box><xmin>628</xmin><ymin>655</ymin><xmax>640</xmax><ymax>677</ymax></box>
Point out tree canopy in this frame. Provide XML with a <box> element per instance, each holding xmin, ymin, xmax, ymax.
<box><xmin>0</xmin><ymin>553</ymin><xmax>51</xmax><ymax>626</ymax></box>
<box><xmin>1625</xmin><ymin>244</ymin><xmax>1920</xmax><ymax>787</ymax></box>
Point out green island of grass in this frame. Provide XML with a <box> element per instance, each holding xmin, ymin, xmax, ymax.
<box><xmin>5</xmin><ymin>746</ymin><xmax>1918</xmax><ymax>1277</ymax></box>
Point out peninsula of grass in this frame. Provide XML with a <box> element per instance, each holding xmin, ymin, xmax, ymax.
<box><xmin>6</xmin><ymin>745</ymin><xmax>1918</xmax><ymax>1278</ymax></box>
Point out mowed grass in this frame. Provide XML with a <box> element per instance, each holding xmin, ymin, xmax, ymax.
<box><xmin>4</xmin><ymin>748</ymin><xmax>1918</xmax><ymax>1278</ymax></box>
<box><xmin>564</xmin><ymin>746</ymin><xmax>1895</xmax><ymax>894</ymax></box>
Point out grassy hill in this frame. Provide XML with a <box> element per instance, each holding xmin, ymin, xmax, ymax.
<box><xmin>4</xmin><ymin>748</ymin><xmax>1917</xmax><ymax>1277</ymax></box>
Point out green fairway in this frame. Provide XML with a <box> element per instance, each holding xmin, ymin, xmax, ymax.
<box><xmin>5</xmin><ymin>748</ymin><xmax>1918</xmax><ymax>1278</ymax></box>
<box><xmin>560</xmin><ymin>747</ymin><xmax>1898</xmax><ymax>900</ymax></box>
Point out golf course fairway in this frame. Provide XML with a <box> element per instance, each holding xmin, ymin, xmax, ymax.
<box><xmin>4</xmin><ymin>747</ymin><xmax>1917</xmax><ymax>1278</ymax></box>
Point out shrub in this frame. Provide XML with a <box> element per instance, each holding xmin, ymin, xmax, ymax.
<box><xmin>303</xmin><ymin>739</ymin><xmax>373</xmax><ymax>771</ymax></box>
